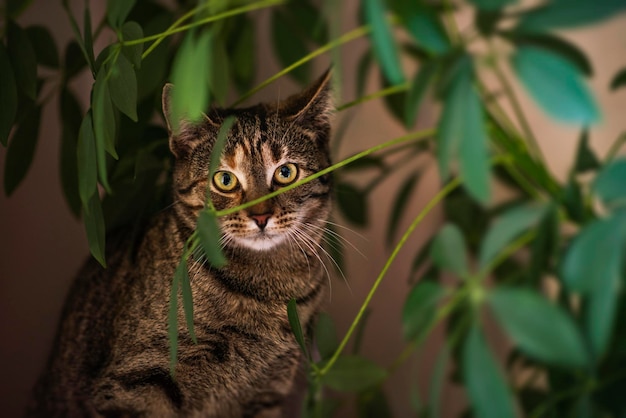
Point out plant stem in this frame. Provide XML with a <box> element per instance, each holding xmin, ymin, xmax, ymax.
<box><xmin>318</xmin><ymin>177</ymin><xmax>461</xmax><ymax>377</ymax></box>
<box><xmin>479</xmin><ymin>228</ymin><xmax>537</xmax><ymax>278</ymax></box>
<box><xmin>605</xmin><ymin>131</ymin><xmax>626</xmax><ymax>162</ymax></box>
<box><xmin>336</xmin><ymin>82</ymin><xmax>409</xmax><ymax>112</ymax></box>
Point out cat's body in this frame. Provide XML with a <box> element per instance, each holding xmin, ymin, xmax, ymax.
<box><xmin>27</xmin><ymin>71</ymin><xmax>333</xmax><ymax>418</ymax></box>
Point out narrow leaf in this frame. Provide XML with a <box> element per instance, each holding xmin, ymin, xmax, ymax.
<box><xmin>463</xmin><ymin>325</ymin><xmax>517</xmax><ymax>418</ymax></box>
<box><xmin>93</xmin><ymin>68</ymin><xmax>118</xmax><ymax>163</ymax></box>
<box><xmin>357</xmin><ymin>388</ymin><xmax>392</xmax><ymax>418</ymax></box>
<box><xmin>197</xmin><ymin>211</ymin><xmax>227</xmax><ymax>267</ymax></box>
<box><xmin>468</xmin><ymin>0</ymin><xmax>518</xmax><ymax>11</ymax></box>
<box><xmin>271</xmin><ymin>9</ymin><xmax>310</xmax><ymax>85</ymax></box>
<box><xmin>210</xmin><ymin>37</ymin><xmax>230</xmax><ymax>106</ymax></box>
<box><xmin>209</xmin><ymin>116</ymin><xmax>236</xmax><ymax>178</ymax></box>
<box><xmin>315</xmin><ymin>312</ymin><xmax>338</xmax><ymax>361</ymax></box>
<box><xmin>0</xmin><ymin>43</ymin><xmax>18</xmax><ymax>146</ymax></box>
<box><xmin>83</xmin><ymin>192</ymin><xmax>106</xmax><ymax>267</ymax></box>
<box><xmin>489</xmin><ymin>287</ymin><xmax>589</xmax><ymax>368</ymax></box>
<box><xmin>511</xmin><ymin>46</ymin><xmax>600</xmax><ymax>124</ymax></box>
<box><xmin>4</xmin><ymin>105</ymin><xmax>41</xmax><ymax>195</ymax></box>
<box><xmin>387</xmin><ymin>171</ymin><xmax>420</xmax><ymax>246</ymax></box>
<box><xmin>178</xmin><ymin>257</ymin><xmax>197</xmax><ymax>343</ymax></box>
<box><xmin>402</xmin><ymin>280</ymin><xmax>445</xmax><ymax>341</ymax></box>
<box><xmin>592</xmin><ymin>158</ymin><xmax>626</xmax><ymax>209</ymax></box>
<box><xmin>107</xmin><ymin>0</ymin><xmax>137</xmax><ymax>28</ymax></box>
<box><xmin>610</xmin><ymin>67</ymin><xmax>626</xmax><ymax>91</ymax></box>
<box><xmin>336</xmin><ymin>183</ymin><xmax>368</xmax><ymax>227</ymax></box>
<box><xmin>392</xmin><ymin>0</ymin><xmax>449</xmax><ymax>54</ymax></box>
<box><xmin>25</xmin><ymin>25</ymin><xmax>59</xmax><ymax>68</ymax></box>
<box><xmin>431</xmin><ymin>223</ymin><xmax>468</xmax><ymax>276</ymax></box>
<box><xmin>428</xmin><ymin>347</ymin><xmax>450</xmax><ymax>418</ymax></box>
<box><xmin>108</xmin><ymin>54</ymin><xmax>138</xmax><ymax>121</ymax></box>
<box><xmin>83</xmin><ymin>5</ymin><xmax>96</xmax><ymax>72</ymax></box>
<box><xmin>287</xmin><ymin>298</ymin><xmax>310</xmax><ymax>360</ymax></box>
<box><xmin>320</xmin><ymin>356</ymin><xmax>387</xmax><ymax>392</ymax></box>
<box><xmin>404</xmin><ymin>61</ymin><xmax>437</xmax><ymax>128</ymax></box>
<box><xmin>518</xmin><ymin>0</ymin><xmax>626</xmax><ymax>32</ymax></box>
<box><xmin>231</xmin><ymin>16</ymin><xmax>255</xmax><ymax>92</ymax></box>
<box><xmin>121</xmin><ymin>21</ymin><xmax>143</xmax><ymax>69</ymax></box>
<box><xmin>77</xmin><ymin>112</ymin><xmax>98</xmax><ymax>210</ymax></box>
<box><xmin>7</xmin><ymin>20</ymin><xmax>38</xmax><ymax>100</ymax></box>
<box><xmin>364</xmin><ymin>0</ymin><xmax>405</xmax><ymax>85</ymax></box>
<box><xmin>573</xmin><ymin>130</ymin><xmax>600</xmax><ymax>173</ymax></box>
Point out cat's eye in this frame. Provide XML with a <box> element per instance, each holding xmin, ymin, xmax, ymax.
<box><xmin>274</xmin><ymin>163</ymin><xmax>298</xmax><ymax>185</ymax></box>
<box><xmin>213</xmin><ymin>171</ymin><xmax>239</xmax><ymax>192</ymax></box>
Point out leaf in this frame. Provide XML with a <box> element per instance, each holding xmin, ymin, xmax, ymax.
<box><xmin>511</xmin><ymin>46</ymin><xmax>600</xmax><ymax>125</ymax></box>
<box><xmin>4</xmin><ymin>105</ymin><xmax>41</xmax><ymax>195</ymax></box>
<box><xmin>430</xmin><ymin>223</ymin><xmax>468</xmax><ymax>276</ymax></box>
<box><xmin>7</xmin><ymin>0</ymin><xmax>34</xmax><ymax>18</ymax></box>
<box><xmin>364</xmin><ymin>0</ymin><xmax>405</xmax><ymax>85</ymax></box>
<box><xmin>197</xmin><ymin>211</ymin><xmax>227</xmax><ymax>268</ymax></box>
<box><xmin>573</xmin><ymin>129</ymin><xmax>600</xmax><ymax>174</ymax></box>
<box><xmin>489</xmin><ymin>287</ymin><xmax>589</xmax><ymax>368</ymax></box>
<box><xmin>479</xmin><ymin>202</ymin><xmax>549</xmax><ymax>269</ymax></box>
<box><xmin>463</xmin><ymin>325</ymin><xmax>517</xmax><ymax>418</ymax></box>
<box><xmin>92</xmin><ymin>71</ymin><xmax>115</xmax><ymax>193</ymax></box>
<box><xmin>356</xmin><ymin>49</ymin><xmax>373</xmax><ymax>98</ymax></box>
<box><xmin>0</xmin><ymin>43</ymin><xmax>18</xmax><ymax>146</ymax></box>
<box><xmin>121</xmin><ymin>21</ymin><xmax>143</xmax><ymax>69</ymax></box>
<box><xmin>59</xmin><ymin>89</ymin><xmax>83</xmax><ymax>216</ymax></box>
<box><xmin>526</xmin><ymin>205</ymin><xmax>559</xmax><ymax>285</ymax></box>
<box><xmin>315</xmin><ymin>312</ymin><xmax>338</xmax><ymax>361</ymax></box>
<box><xmin>25</xmin><ymin>25</ymin><xmax>59</xmax><ymax>68</ymax></box>
<box><xmin>63</xmin><ymin>40</ymin><xmax>88</xmax><ymax>81</ymax></box>
<box><xmin>108</xmin><ymin>54</ymin><xmax>138</xmax><ymax>121</ymax></box>
<box><xmin>428</xmin><ymin>347</ymin><xmax>449</xmax><ymax>418</ymax></box>
<box><xmin>107</xmin><ymin>0</ymin><xmax>137</xmax><ymax>28</ymax></box>
<box><xmin>178</xmin><ymin>257</ymin><xmax>197</xmax><ymax>344</ymax></box>
<box><xmin>320</xmin><ymin>356</ymin><xmax>387</xmax><ymax>392</ymax></box>
<box><xmin>231</xmin><ymin>17</ymin><xmax>255</xmax><ymax>93</ymax></box>
<box><xmin>210</xmin><ymin>37</ymin><xmax>230</xmax><ymax>106</ymax></box>
<box><xmin>83</xmin><ymin>5</ymin><xmax>96</xmax><ymax>73</ymax></box>
<box><xmin>83</xmin><ymin>192</ymin><xmax>106</xmax><ymax>267</ymax></box>
<box><xmin>404</xmin><ymin>61</ymin><xmax>437</xmax><ymax>128</ymax></box>
<box><xmin>387</xmin><ymin>171</ymin><xmax>420</xmax><ymax>246</ymax></box>
<box><xmin>288</xmin><ymin>0</ymin><xmax>328</xmax><ymax>45</ymax></box>
<box><xmin>592</xmin><ymin>158</ymin><xmax>626</xmax><ymax>209</ymax></box>
<box><xmin>476</xmin><ymin>10</ymin><xmax>503</xmax><ymax>36</ymax></box>
<box><xmin>209</xmin><ymin>116</ymin><xmax>236</xmax><ymax>178</ymax></box>
<box><xmin>402</xmin><ymin>280</ymin><xmax>445</xmax><ymax>341</ymax></box>
<box><xmin>336</xmin><ymin>183</ymin><xmax>368</xmax><ymax>227</ymax></box>
<box><xmin>77</xmin><ymin>112</ymin><xmax>98</xmax><ymax>210</ymax></box>
<box><xmin>271</xmin><ymin>9</ymin><xmax>310</xmax><ymax>85</ymax></box>
<box><xmin>467</xmin><ymin>0</ymin><xmax>518</xmax><ymax>11</ymax></box>
<box><xmin>288</xmin><ymin>299</ymin><xmax>310</xmax><ymax>360</ymax></box>
<box><xmin>357</xmin><ymin>388</ymin><xmax>392</xmax><ymax>418</ymax></box>
<box><xmin>391</xmin><ymin>0</ymin><xmax>450</xmax><ymax>55</ymax></box>
<box><xmin>610</xmin><ymin>67</ymin><xmax>626</xmax><ymax>91</ymax></box>
<box><xmin>518</xmin><ymin>0</ymin><xmax>626</xmax><ymax>32</ymax></box>
<box><xmin>7</xmin><ymin>20</ymin><xmax>37</xmax><ymax>100</ymax></box>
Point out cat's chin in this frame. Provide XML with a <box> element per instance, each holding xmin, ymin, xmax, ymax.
<box><xmin>233</xmin><ymin>234</ymin><xmax>287</xmax><ymax>252</ymax></box>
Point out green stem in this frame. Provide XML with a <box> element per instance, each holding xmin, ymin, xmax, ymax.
<box><xmin>318</xmin><ymin>177</ymin><xmax>461</xmax><ymax>377</ymax></box>
<box><xmin>606</xmin><ymin>131</ymin><xmax>626</xmax><ymax>162</ymax></box>
<box><xmin>336</xmin><ymin>82</ymin><xmax>409</xmax><ymax>112</ymax></box>
<box><xmin>479</xmin><ymin>228</ymin><xmax>537</xmax><ymax>278</ymax></box>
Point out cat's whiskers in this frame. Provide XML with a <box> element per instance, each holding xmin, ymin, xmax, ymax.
<box><xmin>284</xmin><ymin>229</ymin><xmax>313</xmax><ymax>278</ymax></box>
<box><xmin>289</xmin><ymin>225</ymin><xmax>335</xmax><ymax>301</ymax></box>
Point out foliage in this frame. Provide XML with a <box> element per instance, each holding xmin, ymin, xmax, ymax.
<box><xmin>3</xmin><ymin>0</ymin><xmax>626</xmax><ymax>416</ymax></box>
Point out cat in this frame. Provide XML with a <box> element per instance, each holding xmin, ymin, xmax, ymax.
<box><xmin>26</xmin><ymin>70</ymin><xmax>334</xmax><ymax>418</ymax></box>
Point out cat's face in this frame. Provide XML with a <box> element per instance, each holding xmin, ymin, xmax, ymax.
<box><xmin>163</xmin><ymin>71</ymin><xmax>333</xmax><ymax>253</ymax></box>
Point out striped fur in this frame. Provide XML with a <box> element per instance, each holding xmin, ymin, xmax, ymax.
<box><xmin>26</xmin><ymin>71</ymin><xmax>334</xmax><ymax>418</ymax></box>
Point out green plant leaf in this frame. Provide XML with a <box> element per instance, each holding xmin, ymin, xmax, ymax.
<box><xmin>511</xmin><ymin>46</ymin><xmax>600</xmax><ymax>124</ymax></box>
<box><xmin>121</xmin><ymin>21</ymin><xmax>143</xmax><ymax>69</ymax></box>
<box><xmin>357</xmin><ymin>388</ymin><xmax>392</xmax><ymax>418</ymax></box>
<box><xmin>517</xmin><ymin>0</ymin><xmax>626</xmax><ymax>32</ymax></box>
<box><xmin>463</xmin><ymin>325</ymin><xmax>517</xmax><ymax>418</ymax></box>
<box><xmin>610</xmin><ymin>67</ymin><xmax>626</xmax><ymax>91</ymax></box>
<box><xmin>404</xmin><ymin>61</ymin><xmax>437</xmax><ymax>128</ymax></box>
<box><xmin>107</xmin><ymin>0</ymin><xmax>137</xmax><ymax>28</ymax></box>
<box><xmin>179</xmin><ymin>256</ymin><xmax>197</xmax><ymax>344</ymax></box>
<box><xmin>59</xmin><ymin>89</ymin><xmax>82</xmax><ymax>217</ymax></box>
<box><xmin>231</xmin><ymin>17</ymin><xmax>255</xmax><ymax>93</ymax></box>
<box><xmin>364</xmin><ymin>0</ymin><xmax>405</xmax><ymax>85</ymax></box>
<box><xmin>592</xmin><ymin>158</ymin><xmax>626</xmax><ymax>209</ymax></box>
<box><xmin>83</xmin><ymin>5</ymin><xmax>96</xmax><ymax>73</ymax></box>
<box><xmin>489</xmin><ymin>287</ymin><xmax>589</xmax><ymax>368</ymax></box>
<box><xmin>210</xmin><ymin>37</ymin><xmax>230</xmax><ymax>106</ymax></box>
<box><xmin>3</xmin><ymin>105</ymin><xmax>41</xmax><ymax>196</ymax></box>
<box><xmin>526</xmin><ymin>205</ymin><xmax>559</xmax><ymax>285</ymax></box>
<box><xmin>315</xmin><ymin>312</ymin><xmax>338</xmax><ymax>361</ymax></box>
<box><xmin>0</xmin><ymin>43</ymin><xmax>18</xmax><ymax>146</ymax></box>
<box><xmin>320</xmin><ymin>356</ymin><xmax>387</xmax><ymax>392</ymax></box>
<box><xmin>476</xmin><ymin>9</ymin><xmax>503</xmax><ymax>36</ymax></box>
<box><xmin>92</xmin><ymin>71</ymin><xmax>115</xmax><ymax>194</ymax></box>
<box><xmin>289</xmin><ymin>0</ymin><xmax>328</xmax><ymax>45</ymax></box>
<box><xmin>573</xmin><ymin>129</ymin><xmax>600</xmax><ymax>174</ymax></box>
<box><xmin>387</xmin><ymin>171</ymin><xmax>420</xmax><ymax>246</ymax></box>
<box><xmin>271</xmin><ymin>9</ymin><xmax>310</xmax><ymax>85</ymax></box>
<box><xmin>431</xmin><ymin>223</ymin><xmax>468</xmax><ymax>276</ymax></box>
<box><xmin>63</xmin><ymin>40</ymin><xmax>88</xmax><ymax>81</ymax></box>
<box><xmin>467</xmin><ymin>0</ymin><xmax>518</xmax><ymax>11</ymax></box>
<box><xmin>356</xmin><ymin>49</ymin><xmax>373</xmax><ymax>98</ymax></box>
<box><xmin>77</xmin><ymin>112</ymin><xmax>98</xmax><ymax>210</ymax></box>
<box><xmin>336</xmin><ymin>182</ymin><xmax>368</xmax><ymax>227</ymax></box>
<box><xmin>402</xmin><ymin>280</ymin><xmax>445</xmax><ymax>341</ymax></box>
<box><xmin>108</xmin><ymin>54</ymin><xmax>138</xmax><ymax>121</ymax></box>
<box><xmin>209</xmin><ymin>116</ymin><xmax>236</xmax><ymax>179</ymax></box>
<box><xmin>391</xmin><ymin>0</ymin><xmax>449</xmax><ymax>55</ymax></box>
<box><xmin>479</xmin><ymin>202</ymin><xmax>549</xmax><ymax>269</ymax></box>
<box><xmin>197</xmin><ymin>211</ymin><xmax>227</xmax><ymax>268</ymax></box>
<box><xmin>7</xmin><ymin>0</ymin><xmax>34</xmax><ymax>18</ymax></box>
<box><xmin>83</xmin><ymin>192</ymin><xmax>106</xmax><ymax>267</ymax></box>
<box><xmin>288</xmin><ymin>298</ymin><xmax>310</xmax><ymax>360</ymax></box>
<box><xmin>428</xmin><ymin>347</ymin><xmax>450</xmax><ymax>418</ymax></box>
<box><xmin>7</xmin><ymin>20</ymin><xmax>37</xmax><ymax>100</ymax></box>
<box><xmin>25</xmin><ymin>25</ymin><xmax>59</xmax><ymax>68</ymax></box>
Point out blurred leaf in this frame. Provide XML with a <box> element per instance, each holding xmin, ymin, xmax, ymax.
<box><xmin>468</xmin><ymin>0</ymin><xmax>518</xmax><ymax>11</ymax></box>
<box><xmin>7</xmin><ymin>0</ymin><xmax>34</xmax><ymax>18</ymax></box>
<box><xmin>315</xmin><ymin>312</ymin><xmax>338</xmax><ymax>361</ymax></box>
<box><xmin>288</xmin><ymin>298</ymin><xmax>310</xmax><ymax>360</ymax></box>
<box><xmin>364</xmin><ymin>0</ymin><xmax>405</xmax><ymax>85</ymax></box>
<box><xmin>209</xmin><ymin>116</ymin><xmax>236</xmax><ymax>178</ymax></box>
<box><xmin>92</xmin><ymin>70</ymin><xmax>115</xmax><ymax>193</ymax></box>
<box><xmin>511</xmin><ymin>46</ymin><xmax>599</xmax><ymax>124</ymax></box>
<box><xmin>77</xmin><ymin>112</ymin><xmax>98</xmax><ymax>210</ymax></box>
<box><xmin>387</xmin><ymin>171</ymin><xmax>420</xmax><ymax>246</ymax></box>
<box><xmin>210</xmin><ymin>37</ymin><xmax>230</xmax><ymax>106</ymax></box>
<box><xmin>356</xmin><ymin>49</ymin><xmax>373</xmax><ymax>98</ymax></box>
<box><xmin>3</xmin><ymin>105</ymin><xmax>41</xmax><ymax>195</ymax></box>
<box><xmin>121</xmin><ymin>21</ymin><xmax>143</xmax><ymax>69</ymax></box>
<box><xmin>610</xmin><ymin>67</ymin><xmax>626</xmax><ymax>91</ymax></box>
<box><xmin>271</xmin><ymin>9</ymin><xmax>310</xmax><ymax>85</ymax></box>
<box><xmin>231</xmin><ymin>17</ymin><xmax>255</xmax><ymax>93</ymax></box>
<box><xmin>7</xmin><ymin>20</ymin><xmax>38</xmax><ymax>100</ymax></box>
<box><xmin>391</xmin><ymin>0</ymin><xmax>450</xmax><ymax>54</ymax></box>
<box><xmin>25</xmin><ymin>25</ymin><xmax>59</xmax><ymax>68</ymax></box>
<box><xmin>592</xmin><ymin>158</ymin><xmax>626</xmax><ymax>209</ymax></box>
<box><xmin>107</xmin><ymin>0</ymin><xmax>137</xmax><ymax>28</ymax></box>
<box><xmin>476</xmin><ymin>9</ymin><xmax>503</xmax><ymax>36</ymax></box>
<box><xmin>526</xmin><ymin>205</ymin><xmax>559</xmax><ymax>284</ymax></box>
<box><xmin>402</xmin><ymin>280</ymin><xmax>445</xmax><ymax>341</ymax></box>
<box><xmin>336</xmin><ymin>183</ymin><xmax>368</xmax><ymax>227</ymax></box>
<box><xmin>197</xmin><ymin>211</ymin><xmax>227</xmax><ymax>268</ymax></box>
<box><xmin>341</xmin><ymin>155</ymin><xmax>385</xmax><ymax>172</ymax></box>
<box><xmin>352</xmin><ymin>309</ymin><xmax>371</xmax><ymax>355</ymax></box>
<box><xmin>428</xmin><ymin>347</ymin><xmax>450</xmax><ymax>418</ymax></box>
<box><xmin>108</xmin><ymin>54</ymin><xmax>138</xmax><ymax>121</ymax></box>
<box><xmin>357</xmin><ymin>387</ymin><xmax>392</xmax><ymax>418</ymax></box>
<box><xmin>136</xmin><ymin>15</ymin><xmax>170</xmax><ymax>100</ymax></box>
<box><xmin>179</xmin><ymin>256</ymin><xmax>197</xmax><ymax>344</ymax></box>
<box><xmin>286</xmin><ymin>0</ymin><xmax>328</xmax><ymax>45</ymax></box>
<box><xmin>83</xmin><ymin>5</ymin><xmax>96</xmax><ymax>73</ymax></box>
<box><xmin>64</xmin><ymin>41</ymin><xmax>88</xmax><ymax>81</ymax></box>
<box><xmin>562</xmin><ymin>177</ymin><xmax>586</xmax><ymax>223</ymax></box>
<box><xmin>518</xmin><ymin>0</ymin><xmax>626</xmax><ymax>32</ymax></box>
<box><xmin>431</xmin><ymin>223</ymin><xmax>469</xmax><ymax>276</ymax></box>
<box><xmin>489</xmin><ymin>287</ymin><xmax>589</xmax><ymax>368</ymax></box>
<box><xmin>404</xmin><ymin>61</ymin><xmax>437</xmax><ymax>128</ymax></box>
<box><xmin>83</xmin><ymin>192</ymin><xmax>106</xmax><ymax>267</ymax></box>
<box><xmin>573</xmin><ymin>130</ymin><xmax>600</xmax><ymax>173</ymax></box>
<box><xmin>463</xmin><ymin>325</ymin><xmax>517</xmax><ymax>418</ymax></box>
<box><xmin>60</xmin><ymin>89</ymin><xmax>82</xmax><ymax>216</ymax></box>
<box><xmin>0</xmin><ymin>43</ymin><xmax>18</xmax><ymax>146</ymax></box>
<box><xmin>320</xmin><ymin>356</ymin><xmax>387</xmax><ymax>392</ymax></box>
<box><xmin>479</xmin><ymin>202</ymin><xmax>549</xmax><ymax>269</ymax></box>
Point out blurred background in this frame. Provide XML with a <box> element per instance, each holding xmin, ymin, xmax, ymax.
<box><xmin>1</xmin><ymin>0</ymin><xmax>625</xmax><ymax>416</ymax></box>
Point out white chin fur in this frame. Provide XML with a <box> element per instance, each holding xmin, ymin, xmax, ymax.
<box><xmin>233</xmin><ymin>233</ymin><xmax>286</xmax><ymax>251</ymax></box>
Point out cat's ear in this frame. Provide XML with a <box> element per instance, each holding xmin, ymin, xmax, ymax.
<box><xmin>280</xmin><ymin>69</ymin><xmax>333</xmax><ymax>128</ymax></box>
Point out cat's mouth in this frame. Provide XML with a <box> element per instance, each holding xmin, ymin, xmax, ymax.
<box><xmin>236</xmin><ymin>229</ymin><xmax>287</xmax><ymax>251</ymax></box>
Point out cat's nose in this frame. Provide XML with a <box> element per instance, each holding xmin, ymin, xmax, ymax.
<box><xmin>250</xmin><ymin>213</ymin><xmax>271</xmax><ymax>230</ymax></box>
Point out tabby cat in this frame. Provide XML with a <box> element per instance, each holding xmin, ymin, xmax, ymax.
<box><xmin>26</xmin><ymin>70</ymin><xmax>334</xmax><ymax>417</ymax></box>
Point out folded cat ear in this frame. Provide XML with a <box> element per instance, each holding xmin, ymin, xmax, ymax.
<box><xmin>280</xmin><ymin>68</ymin><xmax>333</xmax><ymax>128</ymax></box>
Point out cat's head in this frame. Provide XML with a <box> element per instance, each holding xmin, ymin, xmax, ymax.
<box><xmin>162</xmin><ymin>71</ymin><xmax>333</xmax><ymax>252</ymax></box>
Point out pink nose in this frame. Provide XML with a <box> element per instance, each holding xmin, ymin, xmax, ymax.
<box><xmin>250</xmin><ymin>213</ymin><xmax>271</xmax><ymax>229</ymax></box>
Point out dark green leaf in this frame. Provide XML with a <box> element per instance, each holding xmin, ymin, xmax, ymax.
<box><xmin>197</xmin><ymin>211</ymin><xmax>227</xmax><ymax>267</ymax></box>
<box><xmin>315</xmin><ymin>312</ymin><xmax>338</xmax><ymax>361</ymax></box>
<box><xmin>7</xmin><ymin>0</ymin><xmax>34</xmax><ymax>18</ymax></box>
<box><xmin>364</xmin><ymin>0</ymin><xmax>405</xmax><ymax>85</ymax></box>
<box><xmin>108</xmin><ymin>54</ymin><xmax>138</xmax><ymax>121</ymax></box>
<box><xmin>402</xmin><ymin>280</ymin><xmax>445</xmax><ymax>341</ymax></box>
<box><xmin>351</xmin><ymin>309</ymin><xmax>371</xmax><ymax>355</ymax></box>
<box><xmin>341</xmin><ymin>155</ymin><xmax>384</xmax><ymax>172</ymax></box>
<box><xmin>179</xmin><ymin>257</ymin><xmax>197</xmax><ymax>344</ymax></box>
<box><xmin>4</xmin><ymin>105</ymin><xmax>41</xmax><ymax>195</ymax></box>
<box><xmin>210</xmin><ymin>38</ymin><xmax>230</xmax><ymax>106</ymax></box>
<box><xmin>320</xmin><ymin>356</ymin><xmax>387</xmax><ymax>392</ymax></box>
<box><xmin>271</xmin><ymin>9</ymin><xmax>310</xmax><ymax>85</ymax></box>
<box><xmin>7</xmin><ymin>20</ymin><xmax>38</xmax><ymax>100</ymax></box>
<box><xmin>169</xmin><ymin>257</ymin><xmax>181</xmax><ymax>374</ymax></box>
<box><xmin>121</xmin><ymin>21</ymin><xmax>143</xmax><ymax>69</ymax></box>
<box><xmin>468</xmin><ymin>0</ymin><xmax>518</xmax><ymax>11</ymax></box>
<box><xmin>511</xmin><ymin>46</ymin><xmax>600</xmax><ymax>124</ymax></box>
<box><xmin>290</xmin><ymin>0</ymin><xmax>328</xmax><ymax>45</ymax></box>
<box><xmin>336</xmin><ymin>183</ymin><xmax>368</xmax><ymax>227</ymax></box>
<box><xmin>387</xmin><ymin>171</ymin><xmax>420</xmax><ymax>246</ymax></box>
<box><xmin>562</xmin><ymin>177</ymin><xmax>587</xmax><ymax>223</ymax></box>
<box><xmin>356</xmin><ymin>49</ymin><xmax>373</xmax><ymax>98</ymax></box>
<box><xmin>476</xmin><ymin>10</ymin><xmax>503</xmax><ymax>36</ymax></box>
<box><xmin>83</xmin><ymin>5</ymin><xmax>96</xmax><ymax>73</ymax></box>
<box><xmin>60</xmin><ymin>89</ymin><xmax>83</xmax><ymax>216</ymax></box>
<box><xmin>136</xmin><ymin>15</ymin><xmax>169</xmax><ymax>100</ymax></box>
<box><xmin>107</xmin><ymin>0</ymin><xmax>137</xmax><ymax>28</ymax></box>
<box><xmin>0</xmin><ymin>43</ymin><xmax>18</xmax><ymax>146</ymax></box>
<box><xmin>25</xmin><ymin>25</ymin><xmax>59</xmax><ymax>68</ymax></box>
<box><xmin>489</xmin><ymin>287</ymin><xmax>589</xmax><ymax>367</ymax></box>
<box><xmin>77</xmin><ymin>112</ymin><xmax>98</xmax><ymax>210</ymax></box>
<box><xmin>92</xmin><ymin>70</ymin><xmax>115</xmax><ymax>193</ymax></box>
<box><xmin>404</xmin><ymin>61</ymin><xmax>437</xmax><ymax>128</ymax></box>
<box><xmin>526</xmin><ymin>205</ymin><xmax>559</xmax><ymax>284</ymax></box>
<box><xmin>83</xmin><ymin>192</ymin><xmax>106</xmax><ymax>267</ymax></box>
<box><xmin>573</xmin><ymin>130</ymin><xmax>600</xmax><ymax>173</ymax></box>
<box><xmin>391</xmin><ymin>0</ymin><xmax>450</xmax><ymax>54</ymax></box>
<box><xmin>463</xmin><ymin>325</ymin><xmax>517</xmax><ymax>418</ymax></box>
<box><xmin>518</xmin><ymin>0</ymin><xmax>626</xmax><ymax>32</ymax></box>
<box><xmin>209</xmin><ymin>116</ymin><xmax>236</xmax><ymax>179</ymax></box>
<box><xmin>431</xmin><ymin>223</ymin><xmax>468</xmax><ymax>276</ymax></box>
<box><xmin>231</xmin><ymin>17</ymin><xmax>255</xmax><ymax>93</ymax></box>
<box><xmin>610</xmin><ymin>67</ymin><xmax>626</xmax><ymax>91</ymax></box>
<box><xmin>479</xmin><ymin>202</ymin><xmax>549</xmax><ymax>269</ymax></box>
<box><xmin>288</xmin><ymin>299</ymin><xmax>310</xmax><ymax>360</ymax></box>
<box><xmin>64</xmin><ymin>41</ymin><xmax>88</xmax><ymax>80</ymax></box>
<box><xmin>357</xmin><ymin>388</ymin><xmax>392</xmax><ymax>418</ymax></box>
<box><xmin>428</xmin><ymin>347</ymin><xmax>450</xmax><ymax>418</ymax></box>
<box><xmin>592</xmin><ymin>158</ymin><xmax>626</xmax><ymax>209</ymax></box>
